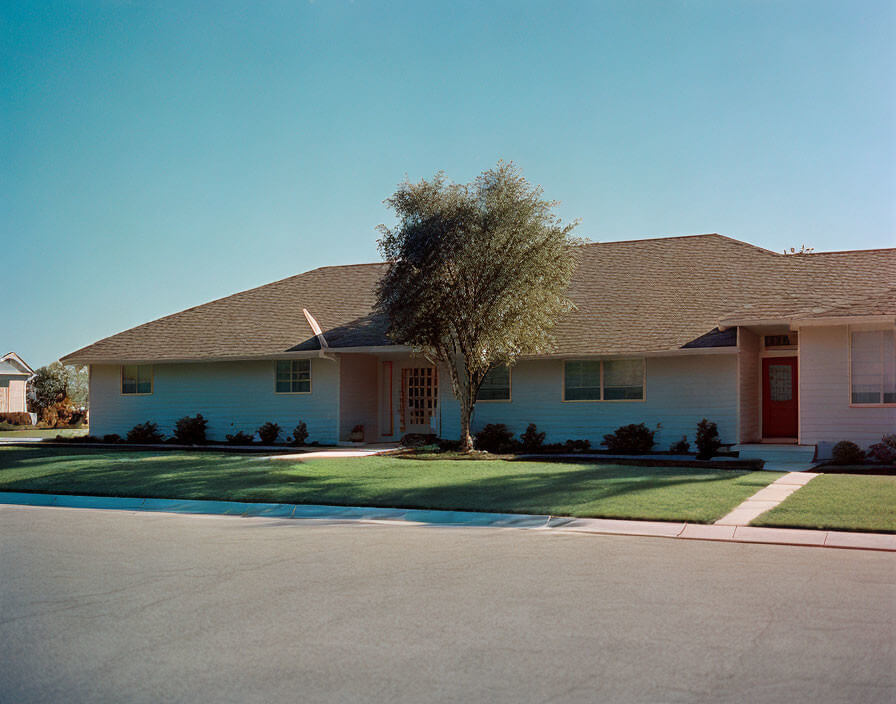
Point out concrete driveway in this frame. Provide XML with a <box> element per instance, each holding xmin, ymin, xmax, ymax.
<box><xmin>1</xmin><ymin>505</ymin><xmax>893</xmax><ymax>704</ymax></box>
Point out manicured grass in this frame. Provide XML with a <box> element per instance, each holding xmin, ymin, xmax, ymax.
<box><xmin>0</xmin><ymin>428</ymin><xmax>89</xmax><ymax>439</ymax></box>
<box><xmin>0</xmin><ymin>446</ymin><xmax>781</xmax><ymax>523</ymax></box>
<box><xmin>752</xmin><ymin>474</ymin><xmax>896</xmax><ymax>533</ymax></box>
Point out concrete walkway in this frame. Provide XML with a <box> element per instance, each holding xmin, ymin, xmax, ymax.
<box><xmin>1</xmin><ymin>491</ymin><xmax>892</xmax><ymax>551</ymax></box>
<box><xmin>715</xmin><ymin>471</ymin><xmax>817</xmax><ymax>526</ymax></box>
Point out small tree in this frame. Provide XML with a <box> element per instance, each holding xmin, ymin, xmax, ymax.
<box><xmin>28</xmin><ymin>362</ymin><xmax>88</xmax><ymax>418</ymax></box>
<box><xmin>376</xmin><ymin>162</ymin><xmax>580</xmax><ymax>451</ymax></box>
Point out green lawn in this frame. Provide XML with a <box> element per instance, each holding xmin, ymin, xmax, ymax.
<box><xmin>0</xmin><ymin>446</ymin><xmax>781</xmax><ymax>523</ymax></box>
<box><xmin>0</xmin><ymin>428</ymin><xmax>89</xmax><ymax>439</ymax></box>
<box><xmin>752</xmin><ymin>474</ymin><xmax>896</xmax><ymax>533</ymax></box>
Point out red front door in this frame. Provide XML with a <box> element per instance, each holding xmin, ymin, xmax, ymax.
<box><xmin>762</xmin><ymin>357</ymin><xmax>798</xmax><ymax>438</ymax></box>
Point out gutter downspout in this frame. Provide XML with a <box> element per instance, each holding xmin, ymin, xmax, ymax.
<box><xmin>302</xmin><ymin>308</ymin><xmax>337</xmax><ymax>362</ymax></box>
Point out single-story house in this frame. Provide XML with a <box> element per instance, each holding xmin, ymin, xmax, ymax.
<box><xmin>0</xmin><ymin>352</ymin><xmax>35</xmax><ymax>414</ymax></box>
<box><xmin>61</xmin><ymin>234</ymin><xmax>895</xmax><ymax>452</ymax></box>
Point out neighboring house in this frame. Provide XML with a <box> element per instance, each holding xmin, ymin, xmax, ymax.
<box><xmin>0</xmin><ymin>352</ymin><xmax>35</xmax><ymax>414</ymax></box>
<box><xmin>61</xmin><ymin>234</ymin><xmax>896</xmax><ymax>451</ymax></box>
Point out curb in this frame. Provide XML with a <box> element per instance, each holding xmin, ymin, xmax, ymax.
<box><xmin>0</xmin><ymin>492</ymin><xmax>893</xmax><ymax>552</ymax></box>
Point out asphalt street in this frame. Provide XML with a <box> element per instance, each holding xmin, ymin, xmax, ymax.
<box><xmin>1</xmin><ymin>505</ymin><xmax>893</xmax><ymax>704</ymax></box>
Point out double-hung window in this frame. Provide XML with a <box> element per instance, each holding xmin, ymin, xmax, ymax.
<box><xmin>478</xmin><ymin>365</ymin><xmax>511</xmax><ymax>401</ymax></box>
<box><xmin>121</xmin><ymin>365</ymin><xmax>153</xmax><ymax>395</ymax></box>
<box><xmin>276</xmin><ymin>360</ymin><xmax>311</xmax><ymax>393</ymax></box>
<box><xmin>564</xmin><ymin>359</ymin><xmax>645</xmax><ymax>401</ymax></box>
<box><xmin>851</xmin><ymin>329</ymin><xmax>896</xmax><ymax>405</ymax></box>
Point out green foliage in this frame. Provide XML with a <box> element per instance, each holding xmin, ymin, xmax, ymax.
<box><xmin>867</xmin><ymin>435</ymin><xmax>896</xmax><ymax>465</ymax></box>
<box><xmin>831</xmin><ymin>441</ymin><xmax>866</xmax><ymax>465</ymax></box>
<box><xmin>257</xmin><ymin>422</ymin><xmax>281</xmax><ymax>444</ymax></box>
<box><xmin>28</xmin><ymin>362</ymin><xmax>88</xmax><ymax>414</ymax></box>
<box><xmin>225</xmin><ymin>431</ymin><xmax>255</xmax><ymax>445</ymax></box>
<box><xmin>173</xmin><ymin>414</ymin><xmax>208</xmax><ymax>444</ymax></box>
<box><xmin>376</xmin><ymin>162</ymin><xmax>580</xmax><ymax>450</ymax></box>
<box><xmin>696</xmin><ymin>419</ymin><xmax>722</xmax><ymax>460</ymax></box>
<box><xmin>288</xmin><ymin>421</ymin><xmax>309</xmax><ymax>446</ymax></box>
<box><xmin>603</xmin><ymin>423</ymin><xmax>656</xmax><ymax>453</ymax></box>
<box><xmin>474</xmin><ymin>424</ymin><xmax>517</xmax><ymax>453</ymax></box>
<box><xmin>126</xmin><ymin>422</ymin><xmax>164</xmax><ymax>444</ymax></box>
<box><xmin>520</xmin><ymin>423</ymin><xmax>546</xmax><ymax>452</ymax></box>
<box><xmin>670</xmin><ymin>436</ymin><xmax>691</xmax><ymax>453</ymax></box>
<box><xmin>102</xmin><ymin>434</ymin><xmax>122</xmax><ymax>444</ymax></box>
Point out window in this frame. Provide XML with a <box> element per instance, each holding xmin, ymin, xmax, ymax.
<box><xmin>564</xmin><ymin>359</ymin><xmax>644</xmax><ymax>401</ymax></box>
<box><xmin>851</xmin><ymin>329</ymin><xmax>896</xmax><ymax>404</ymax></box>
<box><xmin>276</xmin><ymin>359</ymin><xmax>311</xmax><ymax>393</ymax></box>
<box><xmin>479</xmin><ymin>365</ymin><xmax>511</xmax><ymax>401</ymax></box>
<box><xmin>121</xmin><ymin>365</ymin><xmax>152</xmax><ymax>395</ymax></box>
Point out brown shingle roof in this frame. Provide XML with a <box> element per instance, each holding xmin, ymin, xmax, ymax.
<box><xmin>61</xmin><ymin>234</ymin><xmax>896</xmax><ymax>364</ymax></box>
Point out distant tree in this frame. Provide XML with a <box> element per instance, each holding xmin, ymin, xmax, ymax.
<box><xmin>28</xmin><ymin>362</ymin><xmax>88</xmax><ymax>416</ymax></box>
<box><xmin>376</xmin><ymin>162</ymin><xmax>580</xmax><ymax>451</ymax></box>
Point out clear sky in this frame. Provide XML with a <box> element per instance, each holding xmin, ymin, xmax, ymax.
<box><xmin>3</xmin><ymin>0</ymin><xmax>894</xmax><ymax>368</ymax></box>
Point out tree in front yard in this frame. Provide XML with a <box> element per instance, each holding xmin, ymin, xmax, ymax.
<box><xmin>376</xmin><ymin>162</ymin><xmax>580</xmax><ymax>451</ymax></box>
<box><xmin>27</xmin><ymin>361</ymin><xmax>89</xmax><ymax>424</ymax></box>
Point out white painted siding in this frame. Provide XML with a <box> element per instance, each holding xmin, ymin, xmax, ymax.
<box><xmin>799</xmin><ymin>326</ymin><xmax>896</xmax><ymax>447</ymax></box>
<box><xmin>89</xmin><ymin>359</ymin><xmax>340</xmax><ymax>443</ymax></box>
<box><xmin>439</xmin><ymin>355</ymin><xmax>738</xmax><ymax>448</ymax></box>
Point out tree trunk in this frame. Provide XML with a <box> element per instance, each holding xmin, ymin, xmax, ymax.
<box><xmin>459</xmin><ymin>397</ymin><xmax>474</xmax><ymax>452</ymax></box>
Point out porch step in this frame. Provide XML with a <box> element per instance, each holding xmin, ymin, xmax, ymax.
<box><xmin>732</xmin><ymin>444</ymin><xmax>818</xmax><ymax>472</ymax></box>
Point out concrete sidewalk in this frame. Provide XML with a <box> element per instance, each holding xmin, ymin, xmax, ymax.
<box><xmin>1</xmin><ymin>491</ymin><xmax>893</xmax><ymax>551</ymax></box>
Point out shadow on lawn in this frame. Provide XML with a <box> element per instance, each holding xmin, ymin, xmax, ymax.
<box><xmin>0</xmin><ymin>447</ymin><xmax>764</xmax><ymax>520</ymax></box>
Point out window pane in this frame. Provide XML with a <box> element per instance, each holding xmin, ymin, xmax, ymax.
<box><xmin>768</xmin><ymin>364</ymin><xmax>792</xmax><ymax>401</ymax></box>
<box><xmin>565</xmin><ymin>361</ymin><xmax>601</xmax><ymax>400</ymax></box>
<box><xmin>277</xmin><ymin>360</ymin><xmax>311</xmax><ymax>393</ymax></box>
<box><xmin>479</xmin><ymin>365</ymin><xmax>510</xmax><ymax>400</ymax></box>
<box><xmin>603</xmin><ymin>359</ymin><xmax>644</xmax><ymax>400</ymax></box>
<box><xmin>122</xmin><ymin>365</ymin><xmax>137</xmax><ymax>394</ymax></box>
<box><xmin>852</xmin><ymin>331</ymin><xmax>883</xmax><ymax>404</ymax></box>
<box><xmin>884</xmin><ymin>331</ymin><xmax>895</xmax><ymax>403</ymax></box>
<box><xmin>136</xmin><ymin>366</ymin><xmax>152</xmax><ymax>394</ymax></box>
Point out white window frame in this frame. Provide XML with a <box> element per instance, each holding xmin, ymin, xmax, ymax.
<box><xmin>562</xmin><ymin>358</ymin><xmax>646</xmax><ymax>402</ymax></box>
<box><xmin>848</xmin><ymin>326</ymin><xmax>896</xmax><ymax>407</ymax></box>
<box><xmin>275</xmin><ymin>359</ymin><xmax>312</xmax><ymax>394</ymax></box>
<box><xmin>477</xmin><ymin>365</ymin><xmax>512</xmax><ymax>403</ymax></box>
<box><xmin>121</xmin><ymin>365</ymin><xmax>153</xmax><ymax>396</ymax></box>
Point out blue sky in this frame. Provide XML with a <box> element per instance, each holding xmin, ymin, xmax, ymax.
<box><xmin>3</xmin><ymin>0</ymin><xmax>894</xmax><ymax>367</ymax></box>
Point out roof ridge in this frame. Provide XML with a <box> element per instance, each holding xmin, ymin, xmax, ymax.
<box><xmin>583</xmin><ymin>233</ymin><xmax>782</xmax><ymax>256</ymax></box>
<box><xmin>804</xmin><ymin>245</ymin><xmax>896</xmax><ymax>255</ymax></box>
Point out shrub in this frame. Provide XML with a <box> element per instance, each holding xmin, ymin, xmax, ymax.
<box><xmin>603</xmin><ymin>423</ymin><xmax>656</xmax><ymax>453</ymax></box>
<box><xmin>695</xmin><ymin>419</ymin><xmax>721</xmax><ymax>460</ymax></box>
<box><xmin>102</xmin><ymin>433</ymin><xmax>122</xmax><ymax>444</ymax></box>
<box><xmin>670</xmin><ymin>436</ymin><xmax>691</xmax><ymax>453</ymax></box>
<box><xmin>126</xmin><ymin>421</ymin><xmax>164</xmax><ymax>444</ymax></box>
<box><xmin>0</xmin><ymin>412</ymin><xmax>32</xmax><ymax>425</ymax></box>
<box><xmin>474</xmin><ymin>423</ymin><xmax>516</xmax><ymax>453</ymax></box>
<box><xmin>173</xmin><ymin>414</ymin><xmax>208</xmax><ymax>444</ymax></box>
<box><xmin>287</xmin><ymin>421</ymin><xmax>309</xmax><ymax>446</ymax></box>
<box><xmin>257</xmin><ymin>422</ymin><xmax>281</xmax><ymax>444</ymax></box>
<box><xmin>563</xmin><ymin>438</ymin><xmax>592</xmax><ymax>453</ymax></box>
<box><xmin>866</xmin><ymin>434</ymin><xmax>896</xmax><ymax>465</ymax></box>
<box><xmin>831</xmin><ymin>440</ymin><xmax>866</xmax><ymax>466</ymax></box>
<box><xmin>520</xmin><ymin>423</ymin><xmax>546</xmax><ymax>452</ymax></box>
<box><xmin>401</xmin><ymin>433</ymin><xmax>438</xmax><ymax>447</ymax></box>
<box><xmin>225</xmin><ymin>430</ymin><xmax>255</xmax><ymax>445</ymax></box>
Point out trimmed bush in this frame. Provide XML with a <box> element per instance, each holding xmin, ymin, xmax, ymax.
<box><xmin>867</xmin><ymin>434</ymin><xmax>896</xmax><ymax>465</ymax></box>
<box><xmin>257</xmin><ymin>422</ymin><xmax>281</xmax><ymax>445</ymax></box>
<box><xmin>831</xmin><ymin>440</ymin><xmax>866</xmax><ymax>466</ymax></box>
<box><xmin>173</xmin><ymin>414</ymin><xmax>208</xmax><ymax>444</ymax></box>
<box><xmin>474</xmin><ymin>423</ymin><xmax>516</xmax><ymax>453</ymax></box>
<box><xmin>603</xmin><ymin>423</ymin><xmax>655</xmax><ymax>453</ymax></box>
<box><xmin>102</xmin><ymin>433</ymin><xmax>122</xmax><ymax>444</ymax></box>
<box><xmin>0</xmin><ymin>412</ymin><xmax>32</xmax><ymax>425</ymax></box>
<box><xmin>225</xmin><ymin>430</ymin><xmax>255</xmax><ymax>445</ymax></box>
<box><xmin>126</xmin><ymin>421</ymin><xmax>164</xmax><ymax>444</ymax></box>
<box><xmin>695</xmin><ymin>419</ymin><xmax>722</xmax><ymax>460</ymax></box>
<box><xmin>520</xmin><ymin>423</ymin><xmax>546</xmax><ymax>452</ymax></box>
<box><xmin>670</xmin><ymin>436</ymin><xmax>691</xmax><ymax>454</ymax></box>
<box><xmin>563</xmin><ymin>438</ymin><xmax>592</xmax><ymax>453</ymax></box>
<box><xmin>287</xmin><ymin>421</ymin><xmax>309</xmax><ymax>447</ymax></box>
